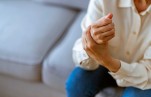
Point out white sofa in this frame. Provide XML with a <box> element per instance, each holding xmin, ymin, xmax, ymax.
<box><xmin>0</xmin><ymin>1</ymin><xmax>123</xmax><ymax>97</ymax></box>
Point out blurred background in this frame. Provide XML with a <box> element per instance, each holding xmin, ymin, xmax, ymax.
<box><xmin>0</xmin><ymin>0</ymin><xmax>122</xmax><ymax>97</ymax></box>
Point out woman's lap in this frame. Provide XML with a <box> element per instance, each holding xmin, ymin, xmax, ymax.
<box><xmin>66</xmin><ymin>66</ymin><xmax>151</xmax><ymax>97</ymax></box>
<box><xmin>122</xmin><ymin>87</ymin><xmax>151</xmax><ymax>97</ymax></box>
<box><xmin>65</xmin><ymin>66</ymin><xmax>117</xmax><ymax>97</ymax></box>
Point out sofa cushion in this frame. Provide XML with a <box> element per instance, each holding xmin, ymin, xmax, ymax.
<box><xmin>0</xmin><ymin>59</ymin><xmax>41</xmax><ymax>81</ymax></box>
<box><xmin>34</xmin><ymin>0</ymin><xmax>89</xmax><ymax>10</ymax></box>
<box><xmin>42</xmin><ymin>12</ymin><xmax>85</xmax><ymax>93</ymax></box>
<box><xmin>0</xmin><ymin>1</ymin><xmax>77</xmax><ymax>81</ymax></box>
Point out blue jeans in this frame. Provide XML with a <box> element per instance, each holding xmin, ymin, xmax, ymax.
<box><xmin>65</xmin><ymin>66</ymin><xmax>151</xmax><ymax>97</ymax></box>
<box><xmin>122</xmin><ymin>87</ymin><xmax>151</xmax><ymax>97</ymax></box>
<box><xmin>65</xmin><ymin>66</ymin><xmax>117</xmax><ymax>97</ymax></box>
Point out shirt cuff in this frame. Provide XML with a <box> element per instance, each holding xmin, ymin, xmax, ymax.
<box><xmin>109</xmin><ymin>60</ymin><xmax>132</xmax><ymax>79</ymax></box>
<box><xmin>72</xmin><ymin>38</ymin><xmax>99</xmax><ymax>70</ymax></box>
<box><xmin>79</xmin><ymin>58</ymin><xmax>99</xmax><ymax>70</ymax></box>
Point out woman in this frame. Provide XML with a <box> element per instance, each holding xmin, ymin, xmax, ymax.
<box><xmin>66</xmin><ymin>0</ymin><xmax>151</xmax><ymax>97</ymax></box>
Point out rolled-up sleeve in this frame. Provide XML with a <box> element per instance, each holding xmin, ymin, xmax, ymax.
<box><xmin>109</xmin><ymin>46</ymin><xmax>151</xmax><ymax>90</ymax></box>
<box><xmin>72</xmin><ymin>0</ymin><xmax>103</xmax><ymax>70</ymax></box>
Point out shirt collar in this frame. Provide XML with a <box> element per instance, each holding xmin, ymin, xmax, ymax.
<box><xmin>118</xmin><ymin>0</ymin><xmax>132</xmax><ymax>7</ymax></box>
<box><xmin>118</xmin><ymin>0</ymin><xmax>151</xmax><ymax>15</ymax></box>
<box><xmin>140</xmin><ymin>5</ymin><xmax>151</xmax><ymax>15</ymax></box>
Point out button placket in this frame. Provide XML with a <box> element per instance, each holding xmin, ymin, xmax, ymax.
<box><xmin>133</xmin><ymin>32</ymin><xmax>137</xmax><ymax>35</ymax></box>
<box><xmin>126</xmin><ymin>51</ymin><xmax>130</xmax><ymax>56</ymax></box>
<box><xmin>124</xmin><ymin>9</ymin><xmax>141</xmax><ymax>60</ymax></box>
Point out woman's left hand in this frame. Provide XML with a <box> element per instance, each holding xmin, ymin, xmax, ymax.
<box><xmin>82</xmin><ymin>26</ymin><xmax>110</xmax><ymax>65</ymax></box>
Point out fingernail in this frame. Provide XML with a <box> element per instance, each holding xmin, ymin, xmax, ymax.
<box><xmin>105</xmin><ymin>13</ymin><xmax>113</xmax><ymax>19</ymax></box>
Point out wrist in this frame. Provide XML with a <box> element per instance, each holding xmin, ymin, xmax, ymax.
<box><xmin>99</xmin><ymin>54</ymin><xmax>121</xmax><ymax>72</ymax></box>
<box><xmin>98</xmin><ymin>52</ymin><xmax>111</xmax><ymax>66</ymax></box>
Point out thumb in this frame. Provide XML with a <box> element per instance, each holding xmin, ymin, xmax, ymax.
<box><xmin>105</xmin><ymin>13</ymin><xmax>113</xmax><ymax>19</ymax></box>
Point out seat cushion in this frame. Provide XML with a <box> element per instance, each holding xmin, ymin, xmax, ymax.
<box><xmin>0</xmin><ymin>1</ymin><xmax>77</xmax><ymax>81</ymax></box>
<box><xmin>33</xmin><ymin>0</ymin><xmax>89</xmax><ymax>10</ymax></box>
<box><xmin>42</xmin><ymin>12</ymin><xmax>85</xmax><ymax>92</ymax></box>
<box><xmin>0</xmin><ymin>59</ymin><xmax>42</xmax><ymax>81</ymax></box>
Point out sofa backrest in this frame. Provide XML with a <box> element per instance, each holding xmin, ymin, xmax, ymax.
<box><xmin>33</xmin><ymin>0</ymin><xmax>90</xmax><ymax>10</ymax></box>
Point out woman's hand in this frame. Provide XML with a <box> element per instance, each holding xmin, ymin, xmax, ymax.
<box><xmin>82</xmin><ymin>26</ymin><xmax>109</xmax><ymax>65</ymax></box>
<box><xmin>91</xmin><ymin>13</ymin><xmax>115</xmax><ymax>44</ymax></box>
<box><xmin>82</xmin><ymin>25</ymin><xmax>121</xmax><ymax>72</ymax></box>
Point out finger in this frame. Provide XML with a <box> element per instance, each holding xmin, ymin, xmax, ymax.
<box><xmin>95</xmin><ymin>29</ymin><xmax>115</xmax><ymax>42</ymax></box>
<box><xmin>101</xmin><ymin>28</ymin><xmax>115</xmax><ymax>37</ymax></box>
<box><xmin>82</xmin><ymin>33</ymin><xmax>85</xmax><ymax>48</ymax></box>
<box><xmin>103</xmin><ymin>34</ymin><xmax>115</xmax><ymax>42</ymax></box>
<box><xmin>83</xmin><ymin>25</ymin><xmax>91</xmax><ymax>42</ymax></box>
<box><xmin>85</xmin><ymin>26</ymin><xmax>96</xmax><ymax>44</ymax></box>
<box><xmin>82</xmin><ymin>25</ymin><xmax>92</xmax><ymax>49</ymax></box>
<box><xmin>96</xmin><ymin>33</ymin><xmax>115</xmax><ymax>44</ymax></box>
<box><xmin>82</xmin><ymin>37</ymin><xmax>87</xmax><ymax>50</ymax></box>
<box><xmin>105</xmin><ymin>13</ymin><xmax>113</xmax><ymax>19</ymax></box>
<box><xmin>96</xmin><ymin>13</ymin><xmax>113</xmax><ymax>26</ymax></box>
<box><xmin>96</xmin><ymin>39</ymin><xmax>105</xmax><ymax>44</ymax></box>
<box><xmin>82</xmin><ymin>27</ymin><xmax>93</xmax><ymax>55</ymax></box>
<box><xmin>82</xmin><ymin>29</ymin><xmax>88</xmax><ymax>49</ymax></box>
<box><xmin>96</xmin><ymin>34</ymin><xmax>114</xmax><ymax>44</ymax></box>
<box><xmin>92</xmin><ymin>13</ymin><xmax>113</xmax><ymax>28</ymax></box>
<box><xmin>92</xmin><ymin>23</ymin><xmax>114</xmax><ymax>36</ymax></box>
<box><xmin>92</xmin><ymin>18</ymin><xmax>112</xmax><ymax>28</ymax></box>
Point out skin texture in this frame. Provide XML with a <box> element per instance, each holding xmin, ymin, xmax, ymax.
<box><xmin>82</xmin><ymin>0</ymin><xmax>151</xmax><ymax>72</ymax></box>
<box><xmin>134</xmin><ymin>0</ymin><xmax>151</xmax><ymax>12</ymax></box>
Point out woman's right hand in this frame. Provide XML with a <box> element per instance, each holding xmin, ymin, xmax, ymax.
<box><xmin>90</xmin><ymin>13</ymin><xmax>115</xmax><ymax>44</ymax></box>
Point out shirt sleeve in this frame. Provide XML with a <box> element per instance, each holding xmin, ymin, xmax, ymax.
<box><xmin>109</xmin><ymin>46</ymin><xmax>151</xmax><ymax>90</ymax></box>
<box><xmin>72</xmin><ymin>0</ymin><xmax>103</xmax><ymax>70</ymax></box>
<box><xmin>72</xmin><ymin>38</ymin><xmax>99</xmax><ymax>70</ymax></box>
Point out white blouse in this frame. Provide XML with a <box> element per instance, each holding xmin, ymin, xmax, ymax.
<box><xmin>73</xmin><ymin>0</ymin><xmax>151</xmax><ymax>90</ymax></box>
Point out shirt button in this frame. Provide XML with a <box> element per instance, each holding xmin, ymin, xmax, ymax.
<box><xmin>133</xmin><ymin>32</ymin><xmax>137</xmax><ymax>35</ymax></box>
<box><xmin>126</xmin><ymin>51</ymin><xmax>130</xmax><ymax>56</ymax></box>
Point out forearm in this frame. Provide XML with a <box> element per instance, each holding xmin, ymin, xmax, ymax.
<box><xmin>73</xmin><ymin>38</ymin><xmax>99</xmax><ymax>70</ymax></box>
<box><xmin>98</xmin><ymin>54</ymin><xmax>121</xmax><ymax>72</ymax></box>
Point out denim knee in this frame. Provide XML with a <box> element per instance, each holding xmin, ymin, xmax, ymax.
<box><xmin>122</xmin><ymin>87</ymin><xmax>139</xmax><ymax>97</ymax></box>
<box><xmin>65</xmin><ymin>67</ymin><xmax>91</xmax><ymax>97</ymax></box>
<box><xmin>65</xmin><ymin>67</ymin><xmax>101</xmax><ymax>97</ymax></box>
<box><xmin>122</xmin><ymin>87</ymin><xmax>151</xmax><ymax>97</ymax></box>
